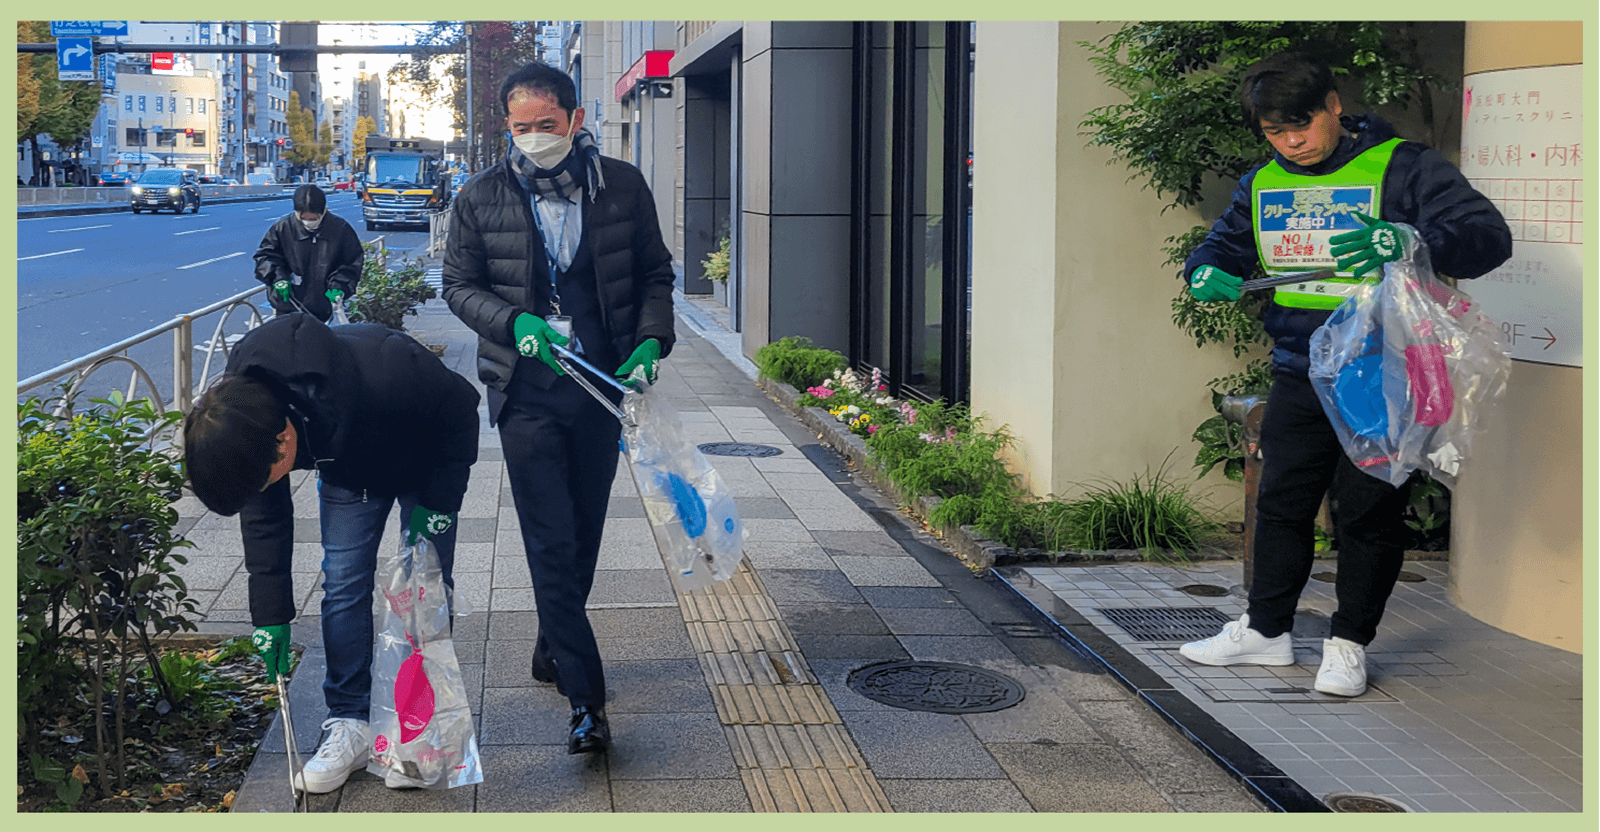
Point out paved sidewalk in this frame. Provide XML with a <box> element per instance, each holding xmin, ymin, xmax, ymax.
<box><xmin>186</xmin><ymin>295</ymin><xmax>1266</xmax><ymax>813</ymax></box>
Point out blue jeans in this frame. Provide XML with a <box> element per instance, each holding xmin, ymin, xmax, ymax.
<box><xmin>318</xmin><ymin>480</ymin><xmax>457</xmax><ymax>721</ymax></box>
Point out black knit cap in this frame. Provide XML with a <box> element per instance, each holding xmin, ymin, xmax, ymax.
<box><xmin>292</xmin><ymin>184</ymin><xmax>326</xmax><ymax>214</ymax></box>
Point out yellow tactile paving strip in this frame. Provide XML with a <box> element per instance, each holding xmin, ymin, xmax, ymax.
<box><xmin>677</xmin><ymin>565</ymin><xmax>893</xmax><ymax>812</ymax></box>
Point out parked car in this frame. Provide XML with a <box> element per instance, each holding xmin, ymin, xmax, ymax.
<box><xmin>222</xmin><ymin>178</ymin><xmax>240</xmax><ymax>186</ymax></box>
<box><xmin>334</xmin><ymin>178</ymin><xmax>353</xmax><ymax>191</ymax></box>
<box><xmin>314</xmin><ymin>177</ymin><xmax>334</xmax><ymax>194</ymax></box>
<box><xmin>130</xmin><ymin>168</ymin><xmax>201</xmax><ymax>214</ymax></box>
<box><xmin>98</xmin><ymin>171</ymin><xmax>133</xmax><ymax>186</ymax></box>
<box><xmin>245</xmin><ymin>173</ymin><xmax>277</xmax><ymax>186</ymax></box>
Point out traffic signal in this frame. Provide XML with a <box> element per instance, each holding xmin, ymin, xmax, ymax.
<box><xmin>185</xmin><ymin>128</ymin><xmax>194</xmax><ymax>136</ymax></box>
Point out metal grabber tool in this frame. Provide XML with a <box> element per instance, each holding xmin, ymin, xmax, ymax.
<box><xmin>1238</xmin><ymin>268</ymin><xmax>1343</xmax><ymax>292</ymax></box>
<box><xmin>276</xmin><ymin>675</ymin><xmax>306</xmax><ymax>812</ymax></box>
<box><xmin>551</xmin><ymin>343</ymin><xmax>637</xmax><ymax>428</ymax></box>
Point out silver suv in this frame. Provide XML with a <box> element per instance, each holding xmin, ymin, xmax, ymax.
<box><xmin>131</xmin><ymin>168</ymin><xmax>201</xmax><ymax>214</ymax></box>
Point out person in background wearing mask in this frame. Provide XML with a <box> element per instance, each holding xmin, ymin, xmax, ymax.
<box><xmin>442</xmin><ymin>61</ymin><xmax>675</xmax><ymax>755</ymax></box>
<box><xmin>254</xmin><ymin>183</ymin><xmax>365</xmax><ymax>322</ymax></box>
<box><xmin>1176</xmin><ymin>51</ymin><xmax>1510</xmax><ymax>697</ymax></box>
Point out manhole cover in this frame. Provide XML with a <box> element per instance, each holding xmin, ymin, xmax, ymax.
<box><xmin>1311</xmin><ymin>571</ymin><xmax>1337</xmax><ymax>583</ymax></box>
<box><xmin>1325</xmin><ymin>792</ymin><xmax>1411</xmax><ymax>812</ymax></box>
<box><xmin>1096</xmin><ymin>607</ymin><xmax>1236</xmax><ymax>642</ymax></box>
<box><xmin>698</xmin><ymin>442</ymin><xmax>782</xmax><ymax>457</ymax></box>
<box><xmin>1395</xmin><ymin>571</ymin><xmax>1426</xmax><ymax>583</ymax></box>
<box><xmin>1178</xmin><ymin>584</ymin><xmax>1230</xmax><ymax>597</ymax></box>
<box><xmin>1314</xmin><ymin>571</ymin><xmax>1425</xmax><ymax>584</ymax></box>
<box><xmin>847</xmin><ymin>661</ymin><xmax>1025</xmax><ymax>714</ymax></box>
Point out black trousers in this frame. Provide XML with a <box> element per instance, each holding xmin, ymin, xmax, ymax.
<box><xmin>1246</xmin><ymin>372</ymin><xmax>1412</xmax><ymax>645</ymax></box>
<box><xmin>498</xmin><ymin>371</ymin><xmax>624</xmax><ymax>710</ymax></box>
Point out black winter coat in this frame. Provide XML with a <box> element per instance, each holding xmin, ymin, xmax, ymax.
<box><xmin>253</xmin><ymin>211</ymin><xmax>365</xmax><ymax>322</ymax></box>
<box><xmin>1185</xmin><ymin>114</ymin><xmax>1512</xmax><ymax>377</ymax></box>
<box><xmin>442</xmin><ymin>154</ymin><xmax>675</xmax><ymax>420</ymax></box>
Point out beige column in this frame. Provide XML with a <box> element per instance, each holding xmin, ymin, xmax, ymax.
<box><xmin>1450</xmin><ymin>22</ymin><xmax>1585</xmax><ymax>652</ymax></box>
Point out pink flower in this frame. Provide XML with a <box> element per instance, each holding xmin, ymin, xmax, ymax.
<box><xmin>807</xmin><ymin>386</ymin><xmax>835</xmax><ymax>399</ymax></box>
<box><xmin>877</xmin><ymin>385</ymin><xmax>887</xmax><ymax>392</ymax></box>
<box><xmin>867</xmin><ymin>424</ymin><xmax>879</xmax><ymax>434</ymax></box>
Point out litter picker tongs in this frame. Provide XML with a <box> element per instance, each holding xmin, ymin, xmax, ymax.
<box><xmin>275</xmin><ymin>675</ymin><xmax>306</xmax><ymax>812</ymax></box>
<box><xmin>1238</xmin><ymin>268</ymin><xmax>1343</xmax><ymax>292</ymax></box>
<box><xmin>551</xmin><ymin>343</ymin><xmax>637</xmax><ymax>428</ymax></box>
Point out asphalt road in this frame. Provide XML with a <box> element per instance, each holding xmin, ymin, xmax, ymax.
<box><xmin>16</xmin><ymin>192</ymin><xmax>434</xmax><ymax>406</ymax></box>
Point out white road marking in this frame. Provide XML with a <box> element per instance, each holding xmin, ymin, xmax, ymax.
<box><xmin>247</xmin><ymin>207</ymin><xmax>274</xmax><ymax>212</ymax></box>
<box><xmin>18</xmin><ymin>248</ymin><xmax>84</xmax><ymax>261</ymax></box>
<box><xmin>47</xmin><ymin>224</ymin><xmax>112</xmax><ymax>233</ymax></box>
<box><xmin>174</xmin><ymin>227</ymin><xmax>222</xmax><ymax>236</ymax></box>
<box><xmin>177</xmin><ymin>251</ymin><xmax>247</xmax><ymax>270</ymax></box>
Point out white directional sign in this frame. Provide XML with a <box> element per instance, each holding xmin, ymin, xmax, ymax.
<box><xmin>50</xmin><ymin>21</ymin><xmax>129</xmax><ymax>37</ymax></box>
<box><xmin>56</xmin><ymin>38</ymin><xmax>95</xmax><ymax>81</ymax></box>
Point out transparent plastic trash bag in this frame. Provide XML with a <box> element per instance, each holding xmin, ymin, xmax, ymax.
<box><xmin>1307</xmin><ymin>224</ymin><xmax>1513</xmax><ymax>489</ymax></box>
<box><xmin>367</xmin><ymin>536</ymin><xmax>484</xmax><ymax>789</ymax></box>
<box><xmin>621</xmin><ymin>379</ymin><xmax>748</xmax><ymax>591</ymax></box>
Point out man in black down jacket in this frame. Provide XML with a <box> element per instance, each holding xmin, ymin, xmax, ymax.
<box><xmin>184</xmin><ymin>313</ymin><xmax>479</xmax><ymax>792</ymax></box>
<box><xmin>254</xmin><ymin>184</ymin><xmax>365</xmax><ymax>322</ymax></box>
<box><xmin>443</xmin><ymin>62</ymin><xmax>675</xmax><ymax>755</ymax></box>
<box><xmin>1177</xmin><ymin>52</ymin><xmax>1511</xmax><ymax>697</ymax></box>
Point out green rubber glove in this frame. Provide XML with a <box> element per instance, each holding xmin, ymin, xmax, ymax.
<box><xmin>252</xmin><ymin>624</ymin><xmax>292</xmax><ymax>683</ymax></box>
<box><xmin>325</xmin><ymin>288</ymin><xmax>344</xmax><ymax>305</ymax></box>
<box><xmin>1330</xmin><ymin>213</ymin><xmax>1409</xmax><ymax>277</ymax></box>
<box><xmin>616</xmin><ymin>338</ymin><xmax>662</xmax><ymax>387</ymax></box>
<box><xmin>407</xmin><ymin>505</ymin><xmax>455</xmax><ymax>545</ymax></box>
<box><xmin>513</xmin><ymin>313</ymin><xmax>569</xmax><ymax>375</ymax></box>
<box><xmin>272</xmin><ymin>280</ymin><xmax>293</xmax><ymax>303</ymax></box>
<box><xmin>1188</xmin><ymin>265</ymin><xmax>1243</xmax><ymax>303</ymax></box>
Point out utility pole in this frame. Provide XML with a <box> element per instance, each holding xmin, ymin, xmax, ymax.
<box><xmin>464</xmin><ymin>22</ymin><xmax>475</xmax><ymax>173</ymax></box>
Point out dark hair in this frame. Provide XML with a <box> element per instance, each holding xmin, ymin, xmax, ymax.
<box><xmin>1240</xmin><ymin>52</ymin><xmax>1338</xmax><ymax>136</ymax></box>
<box><xmin>183</xmin><ymin>374</ymin><xmax>289</xmax><ymax>516</ymax></box>
<box><xmin>499</xmin><ymin>62</ymin><xmax>578</xmax><ymax>116</ymax></box>
<box><xmin>293</xmin><ymin>184</ymin><xmax>326</xmax><ymax>215</ymax></box>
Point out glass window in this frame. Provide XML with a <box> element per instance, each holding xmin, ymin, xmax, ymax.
<box><xmin>139</xmin><ymin>96</ymin><xmax>146</xmax><ymax>113</ymax></box>
<box><xmin>169</xmin><ymin>97</ymin><xmax>176</xmax><ymax>113</ymax></box>
<box><xmin>199</xmin><ymin>99</ymin><xmax>207</xmax><ymax>114</ymax></box>
<box><xmin>187</xmin><ymin>98</ymin><xmax>195</xmax><ymax>115</ymax></box>
<box><xmin>125</xmin><ymin>127</ymin><xmax>142</xmax><ymax>145</ymax></box>
<box><xmin>155</xmin><ymin>96</ymin><xmax>163</xmax><ymax>113</ymax></box>
<box><xmin>124</xmin><ymin>95</ymin><xmax>133</xmax><ymax>112</ymax></box>
<box><xmin>190</xmin><ymin>131</ymin><xmax>206</xmax><ymax>148</ymax></box>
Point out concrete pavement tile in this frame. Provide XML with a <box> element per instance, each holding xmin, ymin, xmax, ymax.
<box><xmin>902</xmin><ymin>633</ymin><xmax>1011</xmax><ymax>665</ymax></box>
<box><xmin>857</xmin><ymin>587</ymin><xmax>963</xmax><ymax>609</ymax></box>
<box><xmin>832</xmin><ymin>556</ymin><xmax>940</xmax><ymax>587</ymax></box>
<box><xmin>474</xmin><ymin>744</ymin><xmax>613</xmax><ymax>812</ymax></box>
<box><xmin>492</xmin><ymin>557</ymin><xmax>532</xmax><ymax>588</ymax></box>
<box><xmin>172</xmin><ymin>556</ymin><xmax>241</xmax><ymax>591</ymax></box>
<box><xmin>596</xmin><ymin>541</ymin><xmax>667</xmax><ymax>572</ymax></box>
<box><xmin>1081</xmin><ymin>699</ymin><xmax>1304</xmax><ymax>798</ymax></box>
<box><xmin>598</xmin><ymin>628</ymin><xmax>698</xmax><ymax>662</ymax></box>
<box><xmin>1166</xmin><ymin>790</ymin><xmax>1269</xmax><ymax>813</ymax></box>
<box><xmin>877</xmin><ymin>778</ymin><xmax>1035</xmax><ymax>812</ymax></box>
<box><xmin>743</xmin><ymin>539</ymin><xmax>837</xmax><ymax>570</ymax></box>
<box><xmin>337</xmin><ymin>772</ymin><xmax>482</xmax><ymax>812</ymax></box>
<box><xmin>490</xmin><ymin>587</ymin><xmax>539</xmax><ymax>611</ymax></box>
<box><xmin>760</xmin><ymin>569</ymin><xmax>866</xmax><ymax>606</ymax></box>
<box><xmin>487</xmin><ymin>610</ymin><xmax>542</xmax><ymax>640</ymax></box>
<box><xmin>455</xmin><ymin>486</ymin><xmax>500</xmax><ymax>520</ymax></box>
<box><xmin>606</xmin><ymin>499</ymin><xmax>648</xmax><ymax>518</ymax></box>
<box><xmin>724</xmin><ymin>481</ymin><xmax>780</xmax><ymax>501</ymax></box>
<box><xmin>761</xmin><ymin>472</ymin><xmax>846</xmax><ymax>492</ymax></box>
<box><xmin>791</xmin><ymin>506</ymin><xmax>884</xmax><ymax>533</ymax></box>
<box><xmin>590</xmin><ymin>607</ymin><xmax>691</xmax><ymax>642</ymax></box>
<box><xmin>742</xmin><ymin>518</ymin><xmax>816</xmax><ymax>542</ymax></box>
<box><xmin>791</xmin><ymin>632</ymin><xmax>910</xmax><ymax>661</ymax></box>
<box><xmin>837</xmin><ymin>710</ymin><xmax>1005</xmax><ymax>778</ymax></box>
<box><xmin>781</xmin><ymin>603</ymin><xmax>889</xmax><ymax>635</ymax></box>
<box><xmin>731</xmin><ymin>497</ymin><xmax>796</xmax><ymax>519</ymax></box>
<box><xmin>876</xmin><ymin>606</ymin><xmax>990</xmax><ymax>636</ymax></box>
<box><xmin>182</xmin><ymin>528</ymin><xmax>249</xmax><ymax>556</ymax></box>
<box><xmin>450</xmin><ymin>571</ymin><xmax>491</xmax><ymax>616</ymax></box>
<box><xmin>1023</xmin><ymin>659</ymin><xmax>1135</xmax><ymax>704</ymax></box>
<box><xmin>750</xmin><ymin>456</ymin><xmax>822</xmax><ymax>472</ymax></box>
<box><xmin>587</xmin><ymin>569</ymin><xmax>677</xmax><ymax>607</ymax></box>
<box><xmin>805</xmin><ymin>659</ymin><xmax>908</xmax><ymax>713</ymax></box>
<box><xmin>987</xmin><ymin>741</ymin><xmax>1175</xmax><ymax>812</ymax></box>
<box><xmin>811</xmin><ymin>529</ymin><xmax>910</xmax><ymax>557</ymax></box>
<box><xmin>606</xmin><ymin>712</ymin><xmax>738</xmax><ymax>780</ymax></box>
<box><xmin>960</xmin><ymin>687</ymin><xmax>1102</xmax><ymax>745</ymax></box>
<box><xmin>602</xmin><ymin>658</ymin><xmax>717</xmax><ymax>714</ymax></box>
<box><xmin>455</xmin><ymin>517</ymin><xmax>497</xmax><ymax>544</ymax></box>
<box><xmin>477</xmin><ymin>685</ymin><xmax>573</xmax><ymax>744</ymax></box>
<box><xmin>450</xmin><ymin>541</ymin><xmax>494</xmax><ymax>573</ymax></box>
<box><xmin>611</xmin><ymin>778</ymin><xmax>752</xmax><ymax>812</ymax></box>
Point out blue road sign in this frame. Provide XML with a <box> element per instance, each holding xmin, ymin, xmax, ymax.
<box><xmin>57</xmin><ymin>38</ymin><xmax>95</xmax><ymax>81</ymax></box>
<box><xmin>51</xmin><ymin>21</ymin><xmax>129</xmax><ymax>37</ymax></box>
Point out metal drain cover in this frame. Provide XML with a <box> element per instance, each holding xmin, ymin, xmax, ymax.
<box><xmin>1097</xmin><ymin>607</ymin><xmax>1236</xmax><ymax>642</ymax></box>
<box><xmin>1325</xmin><ymin>792</ymin><xmax>1411</xmax><ymax>812</ymax></box>
<box><xmin>847</xmin><ymin>661</ymin><xmax>1025</xmax><ymax>713</ymax></box>
<box><xmin>698</xmin><ymin>442</ymin><xmax>782</xmax><ymax>457</ymax></box>
<box><xmin>1178</xmin><ymin>584</ymin><xmax>1230</xmax><ymax>597</ymax></box>
<box><xmin>1314</xmin><ymin>570</ymin><xmax>1425</xmax><ymax>583</ymax></box>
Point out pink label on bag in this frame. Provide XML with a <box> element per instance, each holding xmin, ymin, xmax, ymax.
<box><xmin>1405</xmin><ymin>344</ymin><xmax>1454</xmax><ymax>426</ymax></box>
<box><xmin>373</xmin><ymin>734</ymin><xmax>389</xmax><ymax>753</ymax></box>
<box><xmin>395</xmin><ymin>641</ymin><xmax>436</xmax><ymax>744</ymax></box>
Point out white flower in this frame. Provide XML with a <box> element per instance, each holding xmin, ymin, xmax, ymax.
<box><xmin>875</xmin><ymin>396</ymin><xmax>892</xmax><ymax>406</ymax></box>
<box><xmin>845</xmin><ymin>405</ymin><xmax>861</xmax><ymax>416</ymax></box>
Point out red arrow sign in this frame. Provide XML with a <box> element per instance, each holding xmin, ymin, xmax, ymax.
<box><xmin>1532</xmin><ymin>328</ymin><xmax>1556</xmax><ymax>350</ymax></box>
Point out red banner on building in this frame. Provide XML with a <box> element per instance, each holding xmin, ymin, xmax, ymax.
<box><xmin>615</xmin><ymin>50</ymin><xmax>674</xmax><ymax>102</ymax></box>
<box><xmin>151</xmin><ymin>52</ymin><xmax>174</xmax><ymax>72</ymax></box>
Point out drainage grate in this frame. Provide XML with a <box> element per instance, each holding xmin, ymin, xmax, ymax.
<box><xmin>1178</xmin><ymin>584</ymin><xmax>1230</xmax><ymax>597</ymax></box>
<box><xmin>847</xmin><ymin>661</ymin><xmax>1025</xmax><ymax>714</ymax></box>
<box><xmin>1096</xmin><ymin>607</ymin><xmax>1236</xmax><ymax>642</ymax></box>
<box><xmin>1325</xmin><ymin>792</ymin><xmax>1411</xmax><ymax>812</ymax></box>
<box><xmin>698</xmin><ymin>442</ymin><xmax>782</xmax><ymax>458</ymax></box>
<box><xmin>1314</xmin><ymin>570</ymin><xmax>1426</xmax><ymax>583</ymax></box>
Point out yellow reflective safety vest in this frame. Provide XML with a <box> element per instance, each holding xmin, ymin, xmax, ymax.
<box><xmin>1251</xmin><ymin>138</ymin><xmax>1403</xmax><ymax>310</ymax></box>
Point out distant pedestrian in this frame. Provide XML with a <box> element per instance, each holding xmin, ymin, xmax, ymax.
<box><xmin>1177</xmin><ymin>51</ymin><xmax>1511</xmax><ymax>696</ymax></box>
<box><xmin>443</xmin><ymin>61</ymin><xmax>676</xmax><ymax>755</ymax></box>
<box><xmin>254</xmin><ymin>184</ymin><xmax>364</xmax><ymax>322</ymax></box>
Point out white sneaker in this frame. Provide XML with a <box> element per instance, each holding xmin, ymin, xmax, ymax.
<box><xmin>1314</xmin><ymin>637</ymin><xmax>1368</xmax><ymax>697</ymax></box>
<box><xmin>1178</xmin><ymin>614</ymin><xmax>1294</xmax><ymax>666</ymax></box>
<box><xmin>294</xmin><ymin>717</ymin><xmax>371</xmax><ymax>794</ymax></box>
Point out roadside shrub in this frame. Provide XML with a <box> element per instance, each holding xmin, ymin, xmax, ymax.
<box><xmin>753</xmin><ymin>336</ymin><xmax>848</xmax><ymax>390</ymax></box>
<box><xmin>17</xmin><ymin>391</ymin><xmax>198</xmax><ymax>802</ymax></box>
<box><xmin>347</xmin><ymin>243</ymin><xmax>436</xmax><ymax>331</ymax></box>
<box><xmin>1053</xmin><ymin>458</ymin><xmax>1221</xmax><ymax>554</ymax></box>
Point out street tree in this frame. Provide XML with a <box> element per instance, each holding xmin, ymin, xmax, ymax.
<box><xmin>17</xmin><ymin>20</ymin><xmax>103</xmax><ymax>185</ymax></box>
<box><xmin>284</xmin><ymin>90</ymin><xmax>323</xmax><ymax>179</ymax></box>
<box><xmin>352</xmin><ymin>115</ymin><xmax>378</xmax><ymax>169</ymax></box>
<box><xmin>388</xmin><ymin>21</ymin><xmax>545</xmax><ymax>171</ymax></box>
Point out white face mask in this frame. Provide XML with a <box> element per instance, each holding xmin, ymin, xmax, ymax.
<box><xmin>299</xmin><ymin>213</ymin><xmax>323</xmax><ymax>231</ymax></box>
<box><xmin>513</xmin><ymin>119</ymin><xmax>576</xmax><ymax>170</ymax></box>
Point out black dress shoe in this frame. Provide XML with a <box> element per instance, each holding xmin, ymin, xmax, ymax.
<box><xmin>531</xmin><ymin>651</ymin><xmax>566</xmax><ymax>696</ymax></box>
<box><xmin>567</xmin><ymin>706</ymin><xmax>610</xmax><ymax>755</ymax></box>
